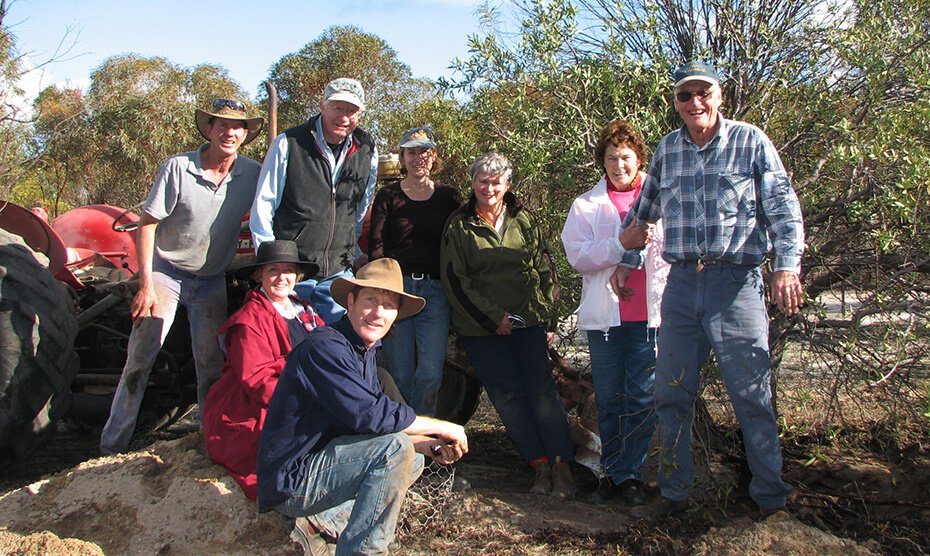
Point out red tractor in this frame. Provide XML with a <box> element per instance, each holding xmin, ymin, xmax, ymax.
<box><xmin>0</xmin><ymin>199</ymin><xmax>485</xmax><ymax>464</ymax></box>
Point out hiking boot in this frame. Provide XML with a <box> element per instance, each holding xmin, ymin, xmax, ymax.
<box><xmin>630</xmin><ymin>497</ymin><xmax>689</xmax><ymax>520</ymax></box>
<box><xmin>617</xmin><ymin>479</ymin><xmax>647</xmax><ymax>506</ymax></box>
<box><xmin>289</xmin><ymin>516</ymin><xmax>334</xmax><ymax>556</ymax></box>
<box><xmin>590</xmin><ymin>478</ymin><xmax>619</xmax><ymax>504</ymax></box>
<box><xmin>550</xmin><ymin>459</ymin><xmax>577</xmax><ymax>500</ymax></box>
<box><xmin>529</xmin><ymin>460</ymin><xmax>552</xmax><ymax>495</ymax></box>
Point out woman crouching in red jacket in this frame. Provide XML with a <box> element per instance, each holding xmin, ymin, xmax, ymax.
<box><xmin>203</xmin><ymin>240</ymin><xmax>323</xmax><ymax>500</ymax></box>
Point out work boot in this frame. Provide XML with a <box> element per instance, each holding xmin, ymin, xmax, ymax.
<box><xmin>288</xmin><ymin>516</ymin><xmax>334</xmax><ymax>556</ymax></box>
<box><xmin>630</xmin><ymin>497</ymin><xmax>689</xmax><ymax>521</ymax></box>
<box><xmin>590</xmin><ymin>478</ymin><xmax>619</xmax><ymax>504</ymax></box>
<box><xmin>529</xmin><ymin>460</ymin><xmax>552</xmax><ymax>495</ymax></box>
<box><xmin>550</xmin><ymin>458</ymin><xmax>577</xmax><ymax>500</ymax></box>
<box><xmin>617</xmin><ymin>479</ymin><xmax>647</xmax><ymax>506</ymax></box>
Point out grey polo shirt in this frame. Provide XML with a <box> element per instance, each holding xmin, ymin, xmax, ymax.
<box><xmin>143</xmin><ymin>144</ymin><xmax>261</xmax><ymax>276</ymax></box>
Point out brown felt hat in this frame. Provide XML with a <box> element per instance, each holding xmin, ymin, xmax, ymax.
<box><xmin>330</xmin><ymin>258</ymin><xmax>426</xmax><ymax>320</ymax></box>
<box><xmin>195</xmin><ymin>99</ymin><xmax>264</xmax><ymax>146</ymax></box>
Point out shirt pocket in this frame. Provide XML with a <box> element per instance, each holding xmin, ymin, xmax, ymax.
<box><xmin>718</xmin><ymin>172</ymin><xmax>755</xmax><ymax>217</ymax></box>
<box><xmin>659</xmin><ymin>178</ymin><xmax>682</xmax><ymax>218</ymax></box>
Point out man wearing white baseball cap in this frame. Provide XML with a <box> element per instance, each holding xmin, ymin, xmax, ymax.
<box><xmin>250</xmin><ymin>77</ymin><xmax>379</xmax><ymax>324</ymax></box>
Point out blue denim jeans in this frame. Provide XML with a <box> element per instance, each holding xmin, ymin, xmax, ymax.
<box><xmin>380</xmin><ymin>276</ymin><xmax>450</xmax><ymax>416</ymax></box>
<box><xmin>655</xmin><ymin>262</ymin><xmax>791</xmax><ymax>509</ymax></box>
<box><xmin>586</xmin><ymin>321</ymin><xmax>657</xmax><ymax>484</ymax></box>
<box><xmin>294</xmin><ymin>268</ymin><xmax>354</xmax><ymax>325</ymax></box>
<box><xmin>461</xmin><ymin>325</ymin><xmax>574</xmax><ymax>463</ymax></box>
<box><xmin>277</xmin><ymin>433</ymin><xmax>424</xmax><ymax>556</ymax></box>
<box><xmin>100</xmin><ymin>260</ymin><xmax>226</xmax><ymax>454</ymax></box>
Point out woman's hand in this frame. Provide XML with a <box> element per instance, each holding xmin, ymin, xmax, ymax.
<box><xmin>496</xmin><ymin>313</ymin><xmax>514</xmax><ymax>335</ymax></box>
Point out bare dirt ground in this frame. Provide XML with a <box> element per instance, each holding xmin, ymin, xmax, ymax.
<box><xmin>1</xmin><ymin>355</ymin><xmax>928</xmax><ymax>555</ymax></box>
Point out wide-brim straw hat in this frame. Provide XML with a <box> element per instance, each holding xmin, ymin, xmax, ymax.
<box><xmin>331</xmin><ymin>258</ymin><xmax>426</xmax><ymax>320</ymax></box>
<box><xmin>195</xmin><ymin>101</ymin><xmax>265</xmax><ymax>146</ymax></box>
<box><xmin>234</xmin><ymin>240</ymin><xmax>319</xmax><ymax>279</ymax></box>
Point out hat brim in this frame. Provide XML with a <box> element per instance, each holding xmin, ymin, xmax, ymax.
<box><xmin>232</xmin><ymin>255</ymin><xmax>319</xmax><ymax>281</ymax></box>
<box><xmin>330</xmin><ymin>276</ymin><xmax>425</xmax><ymax>320</ymax></box>
<box><xmin>399</xmin><ymin>139</ymin><xmax>437</xmax><ymax>149</ymax></box>
<box><xmin>324</xmin><ymin>92</ymin><xmax>365</xmax><ymax>111</ymax></box>
<box><xmin>195</xmin><ymin>109</ymin><xmax>265</xmax><ymax>146</ymax></box>
<box><xmin>673</xmin><ymin>75</ymin><xmax>720</xmax><ymax>88</ymax></box>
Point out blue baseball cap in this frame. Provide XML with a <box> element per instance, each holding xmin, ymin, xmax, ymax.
<box><xmin>672</xmin><ymin>61</ymin><xmax>721</xmax><ymax>88</ymax></box>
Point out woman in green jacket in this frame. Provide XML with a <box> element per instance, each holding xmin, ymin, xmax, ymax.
<box><xmin>440</xmin><ymin>152</ymin><xmax>576</xmax><ymax>499</ymax></box>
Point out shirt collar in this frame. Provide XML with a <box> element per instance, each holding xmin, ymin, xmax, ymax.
<box><xmin>187</xmin><ymin>143</ymin><xmax>243</xmax><ymax>182</ymax></box>
<box><xmin>332</xmin><ymin>316</ymin><xmax>377</xmax><ymax>354</ymax></box>
<box><xmin>677</xmin><ymin>116</ymin><xmax>731</xmax><ymax>151</ymax></box>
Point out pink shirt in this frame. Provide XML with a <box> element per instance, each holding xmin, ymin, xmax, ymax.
<box><xmin>606</xmin><ymin>175</ymin><xmax>648</xmax><ymax>322</ymax></box>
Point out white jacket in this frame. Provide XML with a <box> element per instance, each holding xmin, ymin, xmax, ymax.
<box><xmin>561</xmin><ymin>175</ymin><xmax>670</xmax><ymax>332</ymax></box>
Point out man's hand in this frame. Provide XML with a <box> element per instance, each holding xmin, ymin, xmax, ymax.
<box><xmin>619</xmin><ymin>218</ymin><xmax>653</xmax><ymax>250</ymax></box>
<box><xmin>411</xmin><ymin>436</ymin><xmax>461</xmax><ymax>465</ymax></box>
<box><xmin>130</xmin><ymin>282</ymin><xmax>158</xmax><ymax>326</ymax></box>
<box><xmin>609</xmin><ymin>266</ymin><xmax>634</xmax><ymax>300</ymax></box>
<box><xmin>769</xmin><ymin>270</ymin><xmax>804</xmax><ymax>316</ymax></box>
<box><xmin>406</xmin><ymin>417</ymin><xmax>469</xmax><ymax>461</ymax></box>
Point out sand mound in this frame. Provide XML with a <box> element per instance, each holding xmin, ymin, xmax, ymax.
<box><xmin>692</xmin><ymin>511</ymin><xmax>880</xmax><ymax>555</ymax></box>
<box><xmin>0</xmin><ymin>433</ymin><xmax>295</xmax><ymax>555</ymax></box>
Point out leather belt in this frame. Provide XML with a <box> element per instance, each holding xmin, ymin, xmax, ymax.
<box><xmin>682</xmin><ymin>259</ymin><xmax>731</xmax><ymax>272</ymax></box>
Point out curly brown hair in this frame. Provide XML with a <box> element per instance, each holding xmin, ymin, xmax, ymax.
<box><xmin>593</xmin><ymin>120</ymin><xmax>649</xmax><ymax>172</ymax></box>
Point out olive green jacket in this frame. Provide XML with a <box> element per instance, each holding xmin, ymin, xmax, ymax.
<box><xmin>440</xmin><ymin>192</ymin><xmax>555</xmax><ymax>337</ymax></box>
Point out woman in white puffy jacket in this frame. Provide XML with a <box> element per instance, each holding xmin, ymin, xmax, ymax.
<box><xmin>561</xmin><ymin>120</ymin><xmax>670</xmax><ymax>507</ymax></box>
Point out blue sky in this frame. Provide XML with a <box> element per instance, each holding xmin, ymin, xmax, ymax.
<box><xmin>7</xmin><ymin>0</ymin><xmax>490</xmax><ymax>101</ymax></box>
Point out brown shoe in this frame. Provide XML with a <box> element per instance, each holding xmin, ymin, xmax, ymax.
<box><xmin>630</xmin><ymin>497</ymin><xmax>689</xmax><ymax>520</ymax></box>
<box><xmin>550</xmin><ymin>459</ymin><xmax>577</xmax><ymax>500</ymax></box>
<box><xmin>529</xmin><ymin>461</ymin><xmax>552</xmax><ymax>495</ymax></box>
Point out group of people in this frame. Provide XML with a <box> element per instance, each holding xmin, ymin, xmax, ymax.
<box><xmin>97</xmin><ymin>59</ymin><xmax>805</xmax><ymax>554</ymax></box>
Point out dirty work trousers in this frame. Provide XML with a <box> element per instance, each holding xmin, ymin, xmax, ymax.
<box><xmin>276</xmin><ymin>433</ymin><xmax>424</xmax><ymax>556</ymax></box>
<box><xmin>655</xmin><ymin>262</ymin><xmax>791</xmax><ymax>509</ymax></box>
<box><xmin>100</xmin><ymin>261</ymin><xmax>226</xmax><ymax>454</ymax></box>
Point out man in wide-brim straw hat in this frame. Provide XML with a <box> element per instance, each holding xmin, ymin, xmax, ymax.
<box><xmin>100</xmin><ymin>99</ymin><xmax>265</xmax><ymax>455</ymax></box>
<box><xmin>257</xmin><ymin>257</ymin><xmax>468</xmax><ymax>555</ymax></box>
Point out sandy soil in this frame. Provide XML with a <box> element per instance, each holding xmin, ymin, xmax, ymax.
<box><xmin>0</xmin><ymin>395</ymin><xmax>898</xmax><ymax>555</ymax></box>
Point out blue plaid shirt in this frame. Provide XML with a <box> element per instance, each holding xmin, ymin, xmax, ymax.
<box><xmin>620</xmin><ymin>117</ymin><xmax>804</xmax><ymax>273</ymax></box>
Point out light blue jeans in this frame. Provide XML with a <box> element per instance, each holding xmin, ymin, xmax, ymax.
<box><xmin>277</xmin><ymin>433</ymin><xmax>424</xmax><ymax>556</ymax></box>
<box><xmin>294</xmin><ymin>268</ymin><xmax>354</xmax><ymax>325</ymax></box>
<box><xmin>100</xmin><ymin>260</ymin><xmax>226</xmax><ymax>454</ymax></box>
<box><xmin>380</xmin><ymin>276</ymin><xmax>451</xmax><ymax>416</ymax></box>
<box><xmin>586</xmin><ymin>321</ymin><xmax>657</xmax><ymax>484</ymax></box>
<box><xmin>655</xmin><ymin>262</ymin><xmax>791</xmax><ymax>509</ymax></box>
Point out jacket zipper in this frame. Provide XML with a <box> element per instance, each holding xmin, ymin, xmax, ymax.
<box><xmin>322</xmin><ymin>186</ymin><xmax>336</xmax><ymax>277</ymax></box>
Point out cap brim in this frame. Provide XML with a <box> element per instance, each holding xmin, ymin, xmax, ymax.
<box><xmin>324</xmin><ymin>92</ymin><xmax>365</xmax><ymax>111</ymax></box>
<box><xmin>674</xmin><ymin>75</ymin><xmax>719</xmax><ymax>88</ymax></box>
<box><xmin>195</xmin><ymin>109</ymin><xmax>265</xmax><ymax>146</ymax></box>
<box><xmin>331</xmin><ymin>277</ymin><xmax>425</xmax><ymax>320</ymax></box>
<box><xmin>399</xmin><ymin>140</ymin><xmax>437</xmax><ymax>149</ymax></box>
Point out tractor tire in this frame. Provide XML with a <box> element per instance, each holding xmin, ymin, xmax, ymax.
<box><xmin>0</xmin><ymin>229</ymin><xmax>79</xmax><ymax>464</ymax></box>
<box><xmin>435</xmin><ymin>355</ymin><xmax>483</xmax><ymax>426</ymax></box>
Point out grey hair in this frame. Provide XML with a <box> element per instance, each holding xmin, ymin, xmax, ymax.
<box><xmin>469</xmin><ymin>152</ymin><xmax>513</xmax><ymax>181</ymax></box>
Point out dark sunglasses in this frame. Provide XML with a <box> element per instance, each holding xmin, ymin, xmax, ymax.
<box><xmin>212</xmin><ymin>98</ymin><xmax>246</xmax><ymax>112</ymax></box>
<box><xmin>675</xmin><ymin>89</ymin><xmax>714</xmax><ymax>103</ymax></box>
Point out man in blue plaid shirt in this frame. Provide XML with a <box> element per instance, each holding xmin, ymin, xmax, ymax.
<box><xmin>614</xmin><ymin>61</ymin><xmax>804</xmax><ymax>519</ymax></box>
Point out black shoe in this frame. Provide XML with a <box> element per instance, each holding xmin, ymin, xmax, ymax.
<box><xmin>630</xmin><ymin>497</ymin><xmax>689</xmax><ymax>520</ymax></box>
<box><xmin>590</xmin><ymin>478</ymin><xmax>619</xmax><ymax>504</ymax></box>
<box><xmin>617</xmin><ymin>480</ymin><xmax>647</xmax><ymax>506</ymax></box>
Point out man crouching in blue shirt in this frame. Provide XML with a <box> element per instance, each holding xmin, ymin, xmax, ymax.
<box><xmin>257</xmin><ymin>257</ymin><xmax>468</xmax><ymax>555</ymax></box>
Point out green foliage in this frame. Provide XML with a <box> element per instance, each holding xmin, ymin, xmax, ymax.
<box><xmin>31</xmin><ymin>54</ymin><xmax>254</xmax><ymax>208</ymax></box>
<box><xmin>264</xmin><ymin>25</ymin><xmax>434</xmax><ymax>151</ymax></box>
